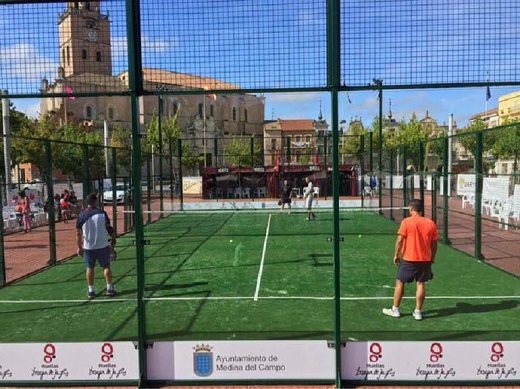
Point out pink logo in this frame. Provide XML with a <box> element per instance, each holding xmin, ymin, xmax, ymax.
<box><xmin>369</xmin><ymin>342</ymin><xmax>382</xmax><ymax>362</ymax></box>
<box><xmin>429</xmin><ymin>342</ymin><xmax>443</xmax><ymax>362</ymax></box>
<box><xmin>43</xmin><ymin>343</ymin><xmax>56</xmax><ymax>363</ymax></box>
<box><xmin>490</xmin><ymin>342</ymin><xmax>504</xmax><ymax>362</ymax></box>
<box><xmin>101</xmin><ymin>343</ymin><xmax>114</xmax><ymax>362</ymax></box>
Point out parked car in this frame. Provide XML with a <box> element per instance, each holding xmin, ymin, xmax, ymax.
<box><xmin>103</xmin><ymin>184</ymin><xmax>130</xmax><ymax>205</ymax></box>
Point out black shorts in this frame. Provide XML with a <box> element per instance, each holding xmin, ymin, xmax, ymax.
<box><xmin>396</xmin><ymin>259</ymin><xmax>433</xmax><ymax>283</ymax></box>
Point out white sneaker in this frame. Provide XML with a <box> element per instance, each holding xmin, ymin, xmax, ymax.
<box><xmin>412</xmin><ymin>309</ymin><xmax>422</xmax><ymax>320</ymax></box>
<box><xmin>382</xmin><ymin>307</ymin><xmax>400</xmax><ymax>318</ymax></box>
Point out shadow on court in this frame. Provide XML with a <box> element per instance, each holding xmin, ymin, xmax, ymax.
<box><xmin>424</xmin><ymin>300</ymin><xmax>519</xmax><ymax>318</ymax></box>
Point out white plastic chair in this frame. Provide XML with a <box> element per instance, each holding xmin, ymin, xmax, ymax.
<box><xmin>493</xmin><ymin>197</ymin><xmax>514</xmax><ymax>230</ymax></box>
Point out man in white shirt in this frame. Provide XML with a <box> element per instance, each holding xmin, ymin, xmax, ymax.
<box><xmin>76</xmin><ymin>193</ymin><xmax>117</xmax><ymax>298</ymax></box>
<box><xmin>303</xmin><ymin>177</ymin><xmax>316</xmax><ymax>221</ymax></box>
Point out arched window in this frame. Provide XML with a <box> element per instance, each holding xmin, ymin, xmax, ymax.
<box><xmin>198</xmin><ymin>103</ymin><xmax>203</xmax><ymax>117</ymax></box>
<box><xmin>86</xmin><ymin>106</ymin><xmax>93</xmax><ymax>119</ymax></box>
<box><xmin>172</xmin><ymin>103</ymin><xmax>178</xmax><ymax>116</ymax></box>
<box><xmin>244</xmin><ymin>109</ymin><xmax>248</xmax><ymax>123</ymax></box>
<box><xmin>232</xmin><ymin>107</ymin><xmax>237</xmax><ymax>121</ymax></box>
<box><xmin>107</xmin><ymin>107</ymin><xmax>115</xmax><ymax>120</ymax></box>
<box><xmin>82</xmin><ymin>49</ymin><xmax>87</xmax><ymax>60</ymax></box>
<box><xmin>96</xmin><ymin>51</ymin><xmax>101</xmax><ymax>62</ymax></box>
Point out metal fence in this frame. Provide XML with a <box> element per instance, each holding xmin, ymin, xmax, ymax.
<box><xmin>1</xmin><ymin>0</ymin><xmax>520</xmax><ymax>387</ymax></box>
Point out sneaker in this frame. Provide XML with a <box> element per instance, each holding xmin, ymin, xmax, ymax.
<box><xmin>306</xmin><ymin>217</ymin><xmax>311</xmax><ymax>221</ymax></box>
<box><xmin>106</xmin><ymin>288</ymin><xmax>116</xmax><ymax>297</ymax></box>
<box><xmin>382</xmin><ymin>307</ymin><xmax>401</xmax><ymax>318</ymax></box>
<box><xmin>412</xmin><ymin>309</ymin><xmax>423</xmax><ymax>320</ymax></box>
<box><xmin>88</xmin><ymin>290</ymin><xmax>96</xmax><ymax>299</ymax></box>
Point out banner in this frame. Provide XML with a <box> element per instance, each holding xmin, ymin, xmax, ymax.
<box><xmin>0</xmin><ymin>342</ymin><xmax>138</xmax><ymax>382</ymax></box>
<box><xmin>343</xmin><ymin>341</ymin><xmax>519</xmax><ymax>381</ymax></box>
<box><xmin>147</xmin><ymin>340</ymin><xmax>335</xmax><ymax>380</ymax></box>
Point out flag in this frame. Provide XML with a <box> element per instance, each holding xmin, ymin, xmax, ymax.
<box><xmin>486</xmin><ymin>86</ymin><xmax>491</xmax><ymax>101</ymax></box>
<box><xmin>63</xmin><ymin>85</ymin><xmax>76</xmax><ymax>100</ymax></box>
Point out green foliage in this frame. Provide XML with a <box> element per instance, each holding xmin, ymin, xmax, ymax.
<box><xmin>223</xmin><ymin>136</ymin><xmax>262</xmax><ymax>166</ymax></box>
<box><xmin>456</xmin><ymin>118</ymin><xmax>488</xmax><ymax>157</ymax></box>
<box><xmin>340</xmin><ymin>120</ymin><xmax>365</xmax><ymax>163</ymax></box>
<box><xmin>109</xmin><ymin>125</ymin><xmax>132</xmax><ymax>174</ymax></box>
<box><xmin>491</xmin><ymin>120</ymin><xmax>520</xmax><ymax>176</ymax></box>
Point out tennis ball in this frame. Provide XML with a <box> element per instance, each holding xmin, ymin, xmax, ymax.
<box><xmin>358</xmin><ymin>234</ymin><xmax>362</xmax><ymax>238</ymax></box>
<box><xmin>229</xmin><ymin>239</ymin><xmax>233</xmax><ymax>243</ymax></box>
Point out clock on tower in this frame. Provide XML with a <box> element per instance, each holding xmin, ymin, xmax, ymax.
<box><xmin>86</xmin><ymin>30</ymin><xmax>98</xmax><ymax>42</ymax></box>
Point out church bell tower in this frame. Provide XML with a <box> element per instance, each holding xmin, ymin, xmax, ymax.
<box><xmin>57</xmin><ymin>1</ymin><xmax>112</xmax><ymax>77</ymax></box>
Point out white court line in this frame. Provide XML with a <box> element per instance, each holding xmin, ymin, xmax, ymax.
<box><xmin>1</xmin><ymin>295</ymin><xmax>519</xmax><ymax>304</ymax></box>
<box><xmin>253</xmin><ymin>213</ymin><xmax>272</xmax><ymax>301</ymax></box>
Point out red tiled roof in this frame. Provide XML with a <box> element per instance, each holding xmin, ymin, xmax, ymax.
<box><xmin>278</xmin><ymin>119</ymin><xmax>315</xmax><ymax>131</ymax></box>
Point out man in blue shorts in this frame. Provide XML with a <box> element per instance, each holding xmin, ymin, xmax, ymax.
<box><xmin>382</xmin><ymin>199</ymin><xmax>438</xmax><ymax>320</ymax></box>
<box><xmin>76</xmin><ymin>193</ymin><xmax>117</xmax><ymax>298</ymax></box>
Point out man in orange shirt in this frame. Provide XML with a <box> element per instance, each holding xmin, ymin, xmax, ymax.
<box><xmin>383</xmin><ymin>199</ymin><xmax>438</xmax><ymax>320</ymax></box>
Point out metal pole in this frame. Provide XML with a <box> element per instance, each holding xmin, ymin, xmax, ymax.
<box><xmin>474</xmin><ymin>131</ymin><xmax>483</xmax><ymax>259</ymax></box>
<box><xmin>126</xmin><ymin>0</ymin><xmax>147</xmax><ymax>385</ymax></box>
<box><xmin>203</xmin><ymin>95</ymin><xmax>207</xmax><ymax>167</ymax></box>
<box><xmin>378</xmin><ymin>87</ymin><xmax>383</xmax><ymax>211</ymax></box>
<box><xmin>328</xmin><ymin>0</ymin><xmax>342</xmax><ymax>385</ymax></box>
<box><xmin>447</xmin><ymin>114</ymin><xmax>453</xmax><ymax>197</ymax></box>
<box><xmin>158</xmin><ymin>96</ymin><xmax>164</xmax><ymax>218</ymax></box>
<box><xmin>104</xmin><ymin>120</ymin><xmax>109</xmax><ymax>177</ymax></box>
<box><xmin>2</xmin><ymin>90</ymin><xmax>11</xmax><ymax>188</ymax></box>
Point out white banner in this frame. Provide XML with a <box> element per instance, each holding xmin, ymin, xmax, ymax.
<box><xmin>343</xmin><ymin>341</ymin><xmax>520</xmax><ymax>381</ymax></box>
<box><xmin>0</xmin><ymin>342</ymin><xmax>138</xmax><ymax>382</ymax></box>
<box><xmin>182</xmin><ymin>176</ymin><xmax>202</xmax><ymax>195</ymax></box>
<box><xmin>457</xmin><ymin>174</ymin><xmax>476</xmax><ymax>196</ymax></box>
<box><xmin>148</xmin><ymin>340</ymin><xmax>335</xmax><ymax>380</ymax></box>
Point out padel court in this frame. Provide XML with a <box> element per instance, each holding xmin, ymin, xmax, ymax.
<box><xmin>1</xmin><ymin>209</ymin><xmax>518</xmax><ymax>343</ymax></box>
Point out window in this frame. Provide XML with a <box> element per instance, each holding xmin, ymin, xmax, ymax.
<box><xmin>210</xmin><ymin>104</ymin><xmax>214</xmax><ymax>117</ymax></box>
<box><xmin>86</xmin><ymin>106</ymin><xmax>93</xmax><ymax>119</ymax></box>
<box><xmin>66</xmin><ymin>46</ymin><xmax>70</xmax><ymax>65</ymax></box>
<box><xmin>306</xmin><ymin>135</ymin><xmax>311</xmax><ymax>143</ymax></box>
<box><xmin>271</xmin><ymin>139</ymin><xmax>277</xmax><ymax>150</ymax></box>
<box><xmin>295</xmin><ymin>136</ymin><xmax>301</xmax><ymax>143</ymax></box>
<box><xmin>244</xmin><ymin>109</ymin><xmax>248</xmax><ymax>123</ymax></box>
<box><xmin>82</xmin><ymin>49</ymin><xmax>87</xmax><ymax>59</ymax></box>
<box><xmin>172</xmin><ymin>103</ymin><xmax>178</xmax><ymax>116</ymax></box>
<box><xmin>96</xmin><ymin>51</ymin><xmax>101</xmax><ymax>62</ymax></box>
<box><xmin>198</xmin><ymin>103</ymin><xmax>203</xmax><ymax>117</ymax></box>
<box><xmin>232</xmin><ymin>107</ymin><xmax>237</xmax><ymax>121</ymax></box>
<box><xmin>107</xmin><ymin>107</ymin><xmax>115</xmax><ymax>120</ymax></box>
<box><xmin>62</xmin><ymin>49</ymin><xmax>66</xmax><ymax>65</ymax></box>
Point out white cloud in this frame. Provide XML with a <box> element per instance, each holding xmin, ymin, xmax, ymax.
<box><xmin>0</xmin><ymin>44</ymin><xmax>57</xmax><ymax>82</ymax></box>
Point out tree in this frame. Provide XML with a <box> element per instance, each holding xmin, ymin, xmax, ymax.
<box><xmin>109</xmin><ymin>125</ymin><xmax>132</xmax><ymax>175</ymax></box>
<box><xmin>340</xmin><ymin>120</ymin><xmax>365</xmax><ymax>164</ymax></box>
<box><xmin>491</xmin><ymin>119</ymin><xmax>520</xmax><ymax>181</ymax></box>
<box><xmin>222</xmin><ymin>136</ymin><xmax>261</xmax><ymax>166</ymax></box>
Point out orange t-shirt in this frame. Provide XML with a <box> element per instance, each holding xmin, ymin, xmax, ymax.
<box><xmin>397</xmin><ymin>214</ymin><xmax>438</xmax><ymax>262</ymax></box>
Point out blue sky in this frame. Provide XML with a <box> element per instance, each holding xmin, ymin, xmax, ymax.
<box><xmin>2</xmin><ymin>0</ymin><xmax>520</xmax><ymax>128</ymax></box>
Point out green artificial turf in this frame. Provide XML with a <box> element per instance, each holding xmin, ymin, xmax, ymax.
<box><xmin>0</xmin><ymin>210</ymin><xmax>518</xmax><ymax>343</ymax></box>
